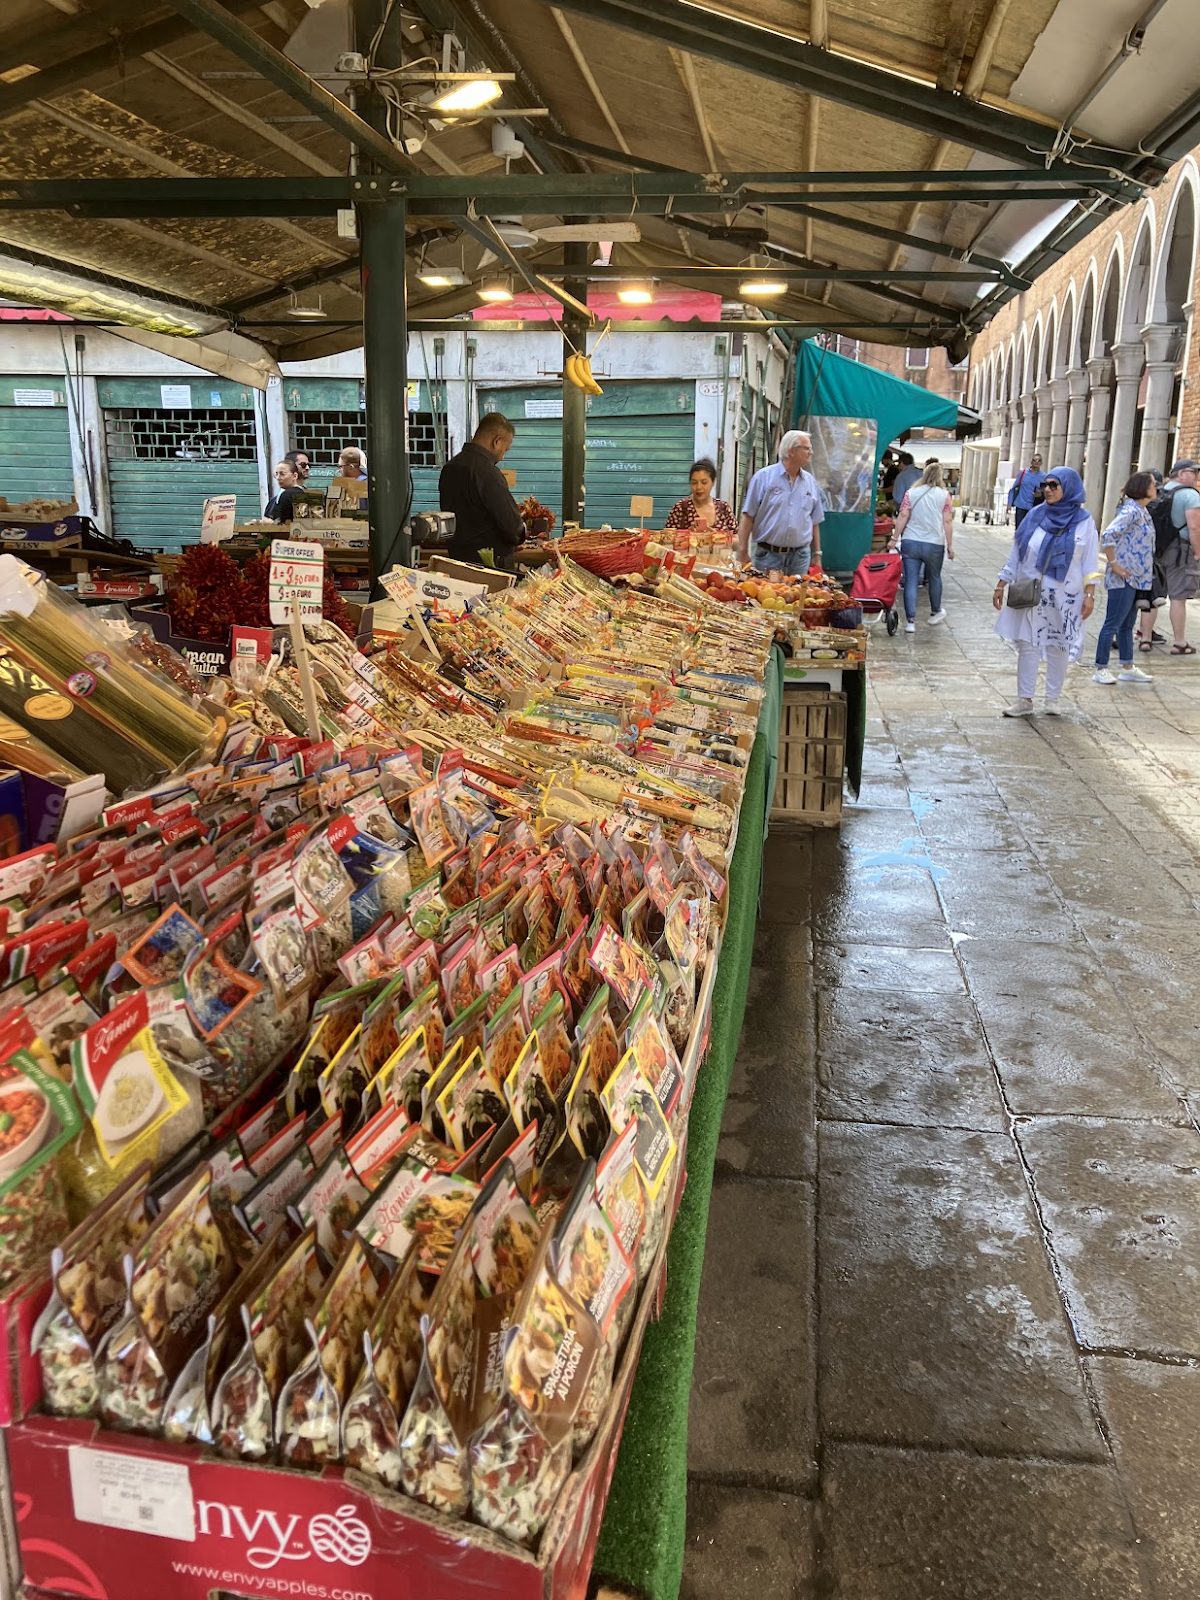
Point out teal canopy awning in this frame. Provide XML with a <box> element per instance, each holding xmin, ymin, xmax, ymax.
<box><xmin>793</xmin><ymin>341</ymin><xmax>958</xmax><ymax>573</ymax></box>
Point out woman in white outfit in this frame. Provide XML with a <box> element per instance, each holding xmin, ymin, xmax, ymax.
<box><xmin>992</xmin><ymin>465</ymin><xmax>1100</xmax><ymax>717</ymax></box>
<box><xmin>886</xmin><ymin>461</ymin><xmax>955</xmax><ymax>632</ymax></box>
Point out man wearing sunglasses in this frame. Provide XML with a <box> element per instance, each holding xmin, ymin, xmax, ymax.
<box><xmin>1007</xmin><ymin>453</ymin><xmax>1046</xmax><ymax>530</ymax></box>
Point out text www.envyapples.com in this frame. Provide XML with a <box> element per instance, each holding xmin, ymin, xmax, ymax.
<box><xmin>171</xmin><ymin>1561</ymin><xmax>372</xmax><ymax>1600</ymax></box>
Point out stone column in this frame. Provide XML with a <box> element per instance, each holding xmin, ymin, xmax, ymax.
<box><xmin>1083</xmin><ymin>356</ymin><xmax>1114</xmax><ymax>519</ymax></box>
<box><xmin>1000</xmin><ymin>403</ymin><xmax>1014</xmax><ymax>463</ymax></box>
<box><xmin>1048</xmin><ymin>376</ymin><xmax>1070</xmax><ymax>467</ymax></box>
<box><xmin>1034</xmin><ymin>383</ymin><xmax>1054</xmax><ymax>463</ymax></box>
<box><xmin>1064</xmin><ymin>368</ymin><xmax>1088</xmax><ymax>474</ymax></box>
<box><xmin>1017</xmin><ymin>395</ymin><xmax>1036</xmax><ymax>468</ymax></box>
<box><xmin>1102</xmin><ymin>341</ymin><xmax>1145</xmax><ymax>525</ymax></box>
<box><xmin>1138</xmin><ymin>322</ymin><xmax>1182</xmax><ymax>477</ymax></box>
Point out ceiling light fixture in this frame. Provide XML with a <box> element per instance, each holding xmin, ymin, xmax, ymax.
<box><xmin>617</xmin><ymin>282</ymin><xmax>654</xmax><ymax>305</ymax></box>
<box><xmin>738</xmin><ymin>257</ymin><xmax>788</xmax><ymax>297</ymax></box>
<box><xmin>431</xmin><ymin>78</ymin><xmax>503</xmax><ymax>112</ymax></box>
<box><xmin>477</xmin><ymin>277</ymin><xmax>515</xmax><ymax>303</ymax></box>
<box><xmin>286</xmin><ymin>292</ymin><xmax>328</xmax><ymax>320</ymax></box>
<box><xmin>418</xmin><ymin>267</ymin><xmax>468</xmax><ymax>288</ymax></box>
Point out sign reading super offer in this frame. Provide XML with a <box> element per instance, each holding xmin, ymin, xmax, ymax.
<box><xmin>268</xmin><ymin>538</ymin><xmax>324</xmax><ymax>624</ymax></box>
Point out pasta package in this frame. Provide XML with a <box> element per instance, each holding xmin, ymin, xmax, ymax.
<box><xmin>213</xmin><ymin>1226</ymin><xmax>324</xmax><ymax>1460</ymax></box>
<box><xmin>355</xmin><ymin>1156</ymin><xmax>479</xmax><ymax>1276</ymax></box>
<box><xmin>340</xmin><ymin>1247</ymin><xmax>430</xmax><ymax>1486</ymax></box>
<box><xmin>277</xmin><ymin>1237</ymin><xmax>384</xmax><ymax>1467</ymax></box>
<box><xmin>0</xmin><ymin>1048</ymin><xmax>82</xmax><ymax>1293</ymax></box>
<box><xmin>98</xmin><ymin>1166</ymin><xmax>236</xmax><ymax>1432</ymax></box>
<box><xmin>397</xmin><ymin>1226</ymin><xmax>477</xmax><ymax>1513</ymax></box>
<box><xmin>34</xmin><ymin>1161</ymin><xmax>153</xmax><ymax>1416</ymax></box>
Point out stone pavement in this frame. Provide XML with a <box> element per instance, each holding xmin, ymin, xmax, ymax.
<box><xmin>681</xmin><ymin>519</ymin><xmax>1200</xmax><ymax>1600</ymax></box>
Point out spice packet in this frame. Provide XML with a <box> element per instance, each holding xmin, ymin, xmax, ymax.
<box><xmin>601</xmin><ymin>1048</ymin><xmax>677</xmax><ymax>1203</ymax></box>
<box><xmin>71</xmin><ymin>992</ymin><xmax>197</xmax><ymax>1174</ymax></box>
<box><xmin>293</xmin><ymin>1147</ymin><xmax>370</xmax><ymax>1261</ymax></box>
<box><xmin>356</xmin><ymin>1157</ymin><xmax>479</xmax><ymax>1274</ymax></box>
<box><xmin>121</xmin><ymin>903</ymin><xmax>205</xmax><ymax>987</ymax></box>
<box><xmin>278</xmin><ymin>1237</ymin><xmax>384</xmax><ymax>1467</ymax></box>
<box><xmin>213</xmin><ymin>1226</ymin><xmax>324</xmax><ymax>1460</ymax></box>
<box><xmin>34</xmin><ymin>1162</ymin><xmax>153</xmax><ymax>1417</ymax></box>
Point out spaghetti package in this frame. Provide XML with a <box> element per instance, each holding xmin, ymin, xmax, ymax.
<box><xmin>34</xmin><ymin>1163</ymin><xmax>153</xmax><ymax>1416</ymax></box>
<box><xmin>212</xmin><ymin>1227</ymin><xmax>324</xmax><ymax>1460</ymax></box>
<box><xmin>277</xmin><ymin>1237</ymin><xmax>384</xmax><ymax>1467</ymax></box>
<box><xmin>97</xmin><ymin>1167</ymin><xmax>236</xmax><ymax>1433</ymax></box>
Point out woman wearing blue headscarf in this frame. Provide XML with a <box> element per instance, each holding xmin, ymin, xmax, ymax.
<box><xmin>992</xmin><ymin>465</ymin><xmax>1100</xmax><ymax>716</ymax></box>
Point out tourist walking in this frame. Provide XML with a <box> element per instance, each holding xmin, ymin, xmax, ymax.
<box><xmin>1093</xmin><ymin>472</ymin><xmax>1157</xmax><ymax>685</ymax></box>
<box><xmin>1006</xmin><ymin>453</ymin><xmax>1046</xmax><ymax>529</ymax></box>
<box><xmin>886</xmin><ymin>461</ymin><xmax>955</xmax><ymax>631</ymax></box>
<box><xmin>1152</xmin><ymin>458</ymin><xmax>1200</xmax><ymax>654</ymax></box>
<box><xmin>992</xmin><ymin>466</ymin><xmax>1100</xmax><ymax>716</ymax></box>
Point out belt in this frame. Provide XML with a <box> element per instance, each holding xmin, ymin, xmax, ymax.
<box><xmin>755</xmin><ymin>541</ymin><xmax>809</xmax><ymax>553</ymax></box>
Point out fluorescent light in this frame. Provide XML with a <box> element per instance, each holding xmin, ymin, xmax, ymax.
<box><xmin>0</xmin><ymin>255</ymin><xmax>216</xmax><ymax>336</ymax></box>
<box><xmin>617</xmin><ymin>283</ymin><xmax>654</xmax><ymax>305</ymax></box>
<box><xmin>432</xmin><ymin>78</ymin><xmax>502</xmax><ymax>112</ymax></box>
<box><xmin>286</xmin><ymin>293</ymin><xmax>327</xmax><ymax>320</ymax></box>
<box><xmin>478</xmin><ymin>278</ymin><xmax>514</xmax><ymax>303</ymax></box>
<box><xmin>740</xmin><ymin>278</ymin><xmax>788</xmax><ymax>297</ymax></box>
<box><xmin>418</xmin><ymin>267</ymin><xmax>468</xmax><ymax>288</ymax></box>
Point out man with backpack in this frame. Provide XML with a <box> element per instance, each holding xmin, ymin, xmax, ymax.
<box><xmin>1149</xmin><ymin>459</ymin><xmax>1200</xmax><ymax>654</ymax></box>
<box><xmin>1007</xmin><ymin>454</ymin><xmax>1046</xmax><ymax>529</ymax></box>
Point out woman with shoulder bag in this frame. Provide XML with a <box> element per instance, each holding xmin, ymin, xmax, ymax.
<box><xmin>887</xmin><ymin>462</ymin><xmax>954</xmax><ymax>633</ymax></box>
<box><xmin>992</xmin><ymin>465</ymin><xmax>1100</xmax><ymax>717</ymax></box>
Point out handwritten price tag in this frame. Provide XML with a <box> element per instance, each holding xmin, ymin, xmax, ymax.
<box><xmin>269</xmin><ymin>538</ymin><xmax>324</xmax><ymax>624</ymax></box>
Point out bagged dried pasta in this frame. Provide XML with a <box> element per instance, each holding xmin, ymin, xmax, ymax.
<box><xmin>277</xmin><ymin>1237</ymin><xmax>384</xmax><ymax>1467</ymax></box>
<box><xmin>34</xmin><ymin>1162</ymin><xmax>152</xmax><ymax>1416</ymax></box>
<box><xmin>340</xmin><ymin>1246</ymin><xmax>429</xmax><ymax>1487</ymax></box>
<box><xmin>213</xmin><ymin>1226</ymin><xmax>324</xmax><ymax>1460</ymax></box>
<box><xmin>0</xmin><ymin>1050</ymin><xmax>82</xmax><ymax>1294</ymax></box>
<box><xmin>396</xmin><ymin>1225</ymin><xmax>477</xmax><ymax>1515</ymax></box>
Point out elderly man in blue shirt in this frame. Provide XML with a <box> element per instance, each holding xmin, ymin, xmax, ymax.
<box><xmin>1007</xmin><ymin>452</ymin><xmax>1046</xmax><ymax>528</ymax></box>
<box><xmin>737</xmin><ymin>430</ymin><xmax>826</xmax><ymax>577</ymax></box>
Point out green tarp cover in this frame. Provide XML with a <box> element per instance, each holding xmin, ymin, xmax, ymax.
<box><xmin>793</xmin><ymin>341</ymin><xmax>958</xmax><ymax>574</ymax></box>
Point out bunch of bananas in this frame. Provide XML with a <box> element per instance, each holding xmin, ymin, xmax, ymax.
<box><xmin>565</xmin><ymin>353</ymin><xmax>603</xmax><ymax>395</ymax></box>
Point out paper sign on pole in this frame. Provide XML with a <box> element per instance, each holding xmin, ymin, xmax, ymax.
<box><xmin>268</xmin><ymin>538</ymin><xmax>324</xmax><ymax>624</ymax></box>
<box><xmin>380</xmin><ymin>568</ymin><xmax>417</xmax><ymax>609</ymax></box>
<box><xmin>200</xmin><ymin>495</ymin><xmax>237</xmax><ymax>544</ymax></box>
<box><xmin>630</xmin><ymin>495</ymin><xmax>654</xmax><ymax>519</ymax></box>
<box><xmin>500</xmin><ymin>468</ymin><xmax>518</xmax><ymax>488</ymax></box>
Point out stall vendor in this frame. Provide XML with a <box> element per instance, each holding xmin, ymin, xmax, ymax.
<box><xmin>440</xmin><ymin>413</ymin><xmax>524</xmax><ymax>571</ymax></box>
<box><xmin>666</xmin><ymin>458</ymin><xmax>737</xmax><ymax>535</ymax></box>
<box><xmin>737</xmin><ymin>430</ymin><xmax>825</xmax><ymax>577</ymax></box>
<box><xmin>265</xmin><ymin>460</ymin><xmax>301</xmax><ymax>522</ymax></box>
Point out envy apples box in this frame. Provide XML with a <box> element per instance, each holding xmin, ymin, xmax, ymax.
<box><xmin>9</xmin><ymin>1230</ymin><xmax>663</xmax><ymax>1600</ymax></box>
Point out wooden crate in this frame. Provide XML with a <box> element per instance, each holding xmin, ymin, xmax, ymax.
<box><xmin>772</xmin><ymin>688</ymin><xmax>846</xmax><ymax>827</ymax></box>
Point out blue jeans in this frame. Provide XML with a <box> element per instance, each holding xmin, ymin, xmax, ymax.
<box><xmin>900</xmin><ymin>539</ymin><xmax>945</xmax><ymax>621</ymax></box>
<box><xmin>1094</xmin><ymin>583</ymin><xmax>1139</xmax><ymax>667</ymax></box>
<box><xmin>753</xmin><ymin>542</ymin><xmax>811</xmax><ymax>578</ymax></box>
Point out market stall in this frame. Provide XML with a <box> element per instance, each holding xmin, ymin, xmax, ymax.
<box><xmin>0</xmin><ymin>540</ymin><xmax>779</xmax><ymax>1600</ymax></box>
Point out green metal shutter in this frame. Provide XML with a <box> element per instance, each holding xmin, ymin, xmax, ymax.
<box><xmin>477</xmin><ymin>387</ymin><xmax>564</xmax><ymax>522</ymax></box>
<box><xmin>585</xmin><ymin>412</ymin><xmax>696</xmax><ymax>529</ymax></box>
<box><xmin>0</xmin><ymin>378</ymin><xmax>74</xmax><ymax>505</ymax></box>
<box><xmin>108</xmin><ymin>460</ymin><xmax>264</xmax><ymax>553</ymax></box>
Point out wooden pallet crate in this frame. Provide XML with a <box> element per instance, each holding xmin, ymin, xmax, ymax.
<box><xmin>772</xmin><ymin>688</ymin><xmax>846</xmax><ymax>827</ymax></box>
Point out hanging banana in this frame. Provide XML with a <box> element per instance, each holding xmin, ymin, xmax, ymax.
<box><xmin>565</xmin><ymin>352</ymin><xmax>604</xmax><ymax>396</ymax></box>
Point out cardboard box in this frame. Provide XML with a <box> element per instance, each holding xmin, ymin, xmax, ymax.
<box><xmin>129</xmin><ymin>610</ymin><xmax>232</xmax><ymax>677</ymax></box>
<box><xmin>9</xmin><ymin>1212</ymin><xmax>671</xmax><ymax>1600</ymax></box>
<box><xmin>288</xmin><ymin>518</ymin><xmax>369</xmax><ymax>549</ymax></box>
<box><xmin>77</xmin><ymin>575</ymin><xmax>163</xmax><ymax>601</ymax></box>
<box><xmin>0</xmin><ymin>1270</ymin><xmax>52</xmax><ymax>1428</ymax></box>
<box><xmin>426</xmin><ymin>556</ymin><xmax>516</xmax><ymax>595</ymax></box>
<box><xmin>0</xmin><ymin>519</ymin><xmax>84</xmax><ymax>549</ymax></box>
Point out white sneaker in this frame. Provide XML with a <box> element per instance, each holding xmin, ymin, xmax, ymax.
<box><xmin>1043</xmin><ymin>700</ymin><xmax>1063</xmax><ymax>715</ymax></box>
<box><xmin>1002</xmin><ymin>698</ymin><xmax>1035</xmax><ymax>717</ymax></box>
<box><xmin>1118</xmin><ymin>666</ymin><xmax>1154</xmax><ymax>683</ymax></box>
<box><xmin>928</xmin><ymin>610</ymin><xmax>948</xmax><ymax>625</ymax></box>
<box><xmin>1093</xmin><ymin>669</ymin><xmax>1117</xmax><ymax>685</ymax></box>
<box><xmin>905</xmin><ymin>621</ymin><xmax>915</xmax><ymax>633</ymax></box>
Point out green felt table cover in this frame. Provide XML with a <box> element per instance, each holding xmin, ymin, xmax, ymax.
<box><xmin>592</xmin><ymin>645</ymin><xmax>785</xmax><ymax>1599</ymax></box>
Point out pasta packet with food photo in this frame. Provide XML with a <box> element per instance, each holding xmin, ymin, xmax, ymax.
<box><xmin>626</xmin><ymin>992</ymin><xmax>684</xmax><ymax>1122</ymax></box>
<box><xmin>484</xmin><ymin>988</ymin><xmax>526</xmax><ymax>1095</ymax></box>
<box><xmin>33</xmin><ymin>1161</ymin><xmax>152</xmax><ymax>1417</ymax></box>
<box><xmin>344</xmin><ymin>1102</ymin><xmax>410</xmax><ymax>1191</ymax></box>
<box><xmin>213</xmin><ymin>1225</ymin><xmax>324</xmax><ymax>1461</ymax></box>
<box><xmin>71</xmin><ymin>993</ymin><xmax>200</xmax><ymax>1180</ymax></box>
<box><xmin>292</xmin><ymin>1146</ymin><xmax>369</xmax><ymax>1262</ymax></box>
<box><xmin>383</xmin><ymin>1024</ymin><xmax>436</xmax><ymax>1127</ymax></box>
<box><xmin>235</xmin><ymin>1141</ymin><xmax>315</xmax><ymax>1244</ymax></box>
<box><xmin>601</xmin><ymin>1048</ymin><xmax>677</xmax><ymax>1207</ymax></box>
<box><xmin>324</xmin><ymin>816</ymin><xmax>414</xmax><ymax>939</ymax></box>
<box><xmin>444</xmin><ymin>990</ymin><xmax>488</xmax><ymax>1064</ymax></box>
<box><xmin>565</xmin><ymin>1046</ymin><xmax>610</xmax><ymax>1163</ymax></box>
<box><xmin>25</xmin><ymin>978</ymin><xmax>98</xmax><ymax>1072</ymax></box>
<box><xmin>98</xmin><ymin>1166</ymin><xmax>236</xmax><ymax>1433</ymax></box>
<box><xmin>355</xmin><ymin>1155</ymin><xmax>479</xmax><ymax>1276</ymax></box>
<box><xmin>436</xmin><ymin>1047</ymin><xmax>508</xmax><ymax>1156</ymax></box>
<box><xmin>277</xmin><ymin>1236</ymin><xmax>384</xmax><ymax>1468</ymax></box>
<box><xmin>340</xmin><ymin>1245</ymin><xmax>430</xmax><ymax>1487</ymax></box>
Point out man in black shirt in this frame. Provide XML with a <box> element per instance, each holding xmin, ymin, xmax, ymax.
<box><xmin>439</xmin><ymin>413</ymin><xmax>524</xmax><ymax>570</ymax></box>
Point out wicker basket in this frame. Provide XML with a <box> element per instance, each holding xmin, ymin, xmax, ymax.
<box><xmin>558</xmin><ymin>530</ymin><xmax>649</xmax><ymax>578</ymax></box>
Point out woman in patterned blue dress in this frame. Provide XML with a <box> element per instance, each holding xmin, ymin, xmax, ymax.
<box><xmin>1093</xmin><ymin>472</ymin><xmax>1158</xmax><ymax>685</ymax></box>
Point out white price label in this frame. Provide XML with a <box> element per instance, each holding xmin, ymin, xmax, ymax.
<box><xmin>68</xmin><ymin>1445</ymin><xmax>196</xmax><ymax>1542</ymax></box>
<box><xmin>380</xmin><ymin>567</ymin><xmax>417</xmax><ymax>608</ymax></box>
<box><xmin>269</xmin><ymin>537</ymin><xmax>325</xmax><ymax>624</ymax></box>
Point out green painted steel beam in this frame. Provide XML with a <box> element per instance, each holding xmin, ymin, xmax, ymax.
<box><xmin>160</xmin><ymin>0</ymin><xmax>406</xmax><ymax>172</ymax></box>
<box><xmin>539</xmin><ymin>0</ymin><xmax>1157</xmax><ymax>184</ymax></box>
<box><xmin>535</xmin><ymin>264</ymin><xmax>1005</xmax><ymax>283</ymax></box>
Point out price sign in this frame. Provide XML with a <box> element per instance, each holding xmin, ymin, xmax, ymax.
<box><xmin>380</xmin><ymin>567</ymin><xmax>417</xmax><ymax>608</ymax></box>
<box><xmin>200</xmin><ymin>494</ymin><xmax>237</xmax><ymax>544</ymax></box>
<box><xmin>69</xmin><ymin>1444</ymin><xmax>196</xmax><ymax>1542</ymax></box>
<box><xmin>630</xmin><ymin>495</ymin><xmax>654</xmax><ymax>519</ymax></box>
<box><xmin>268</xmin><ymin>538</ymin><xmax>324</xmax><ymax>624</ymax></box>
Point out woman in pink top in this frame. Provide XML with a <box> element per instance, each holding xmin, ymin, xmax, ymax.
<box><xmin>887</xmin><ymin>461</ymin><xmax>956</xmax><ymax>632</ymax></box>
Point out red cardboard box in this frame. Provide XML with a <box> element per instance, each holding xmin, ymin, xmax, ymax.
<box><xmin>9</xmin><ymin>1218</ymin><xmax>669</xmax><ymax>1600</ymax></box>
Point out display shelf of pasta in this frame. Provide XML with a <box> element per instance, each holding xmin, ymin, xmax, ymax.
<box><xmin>0</xmin><ymin>545</ymin><xmax>775</xmax><ymax>1600</ymax></box>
